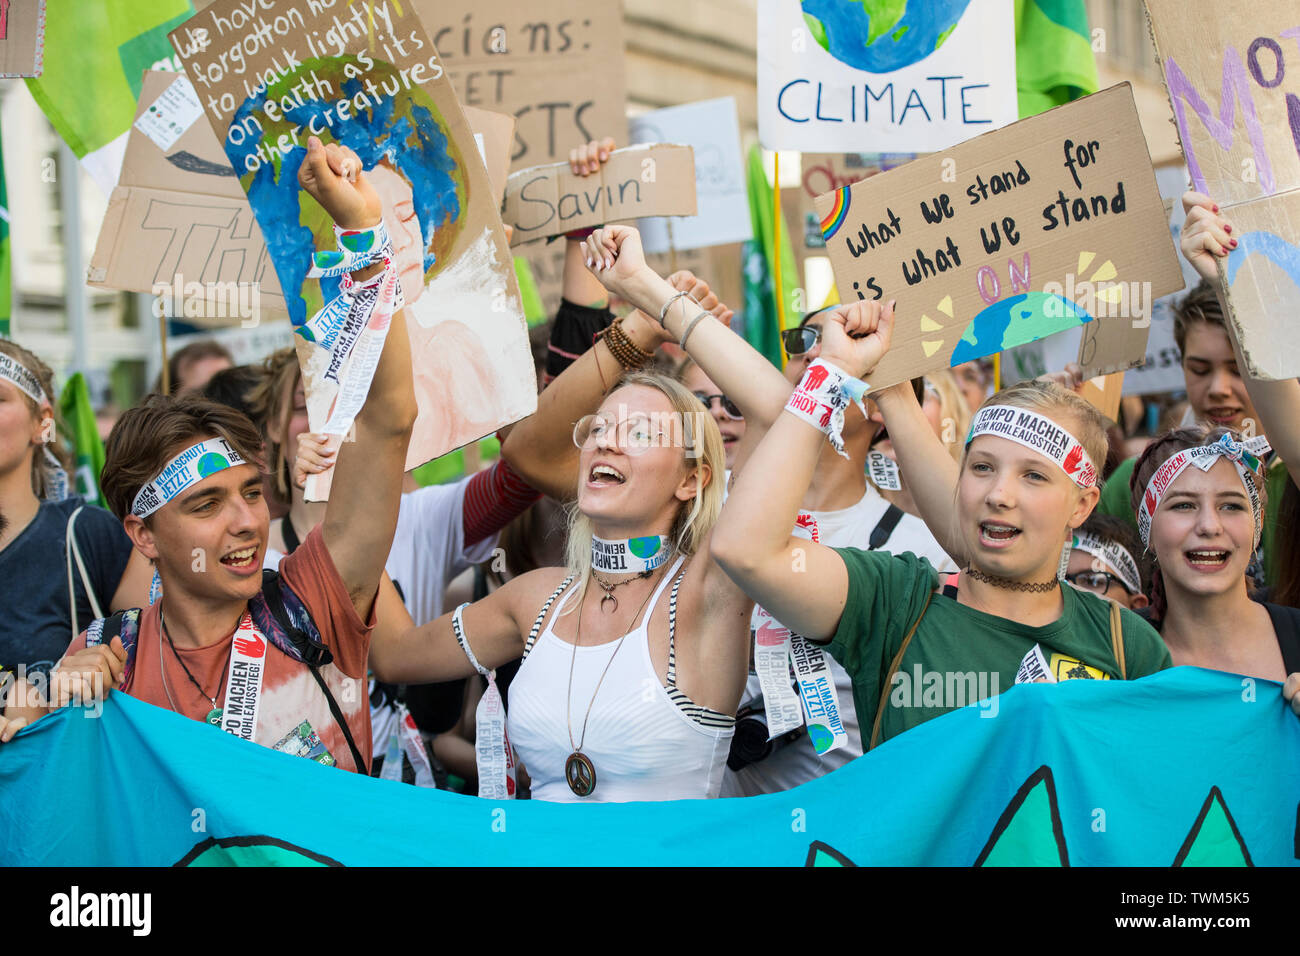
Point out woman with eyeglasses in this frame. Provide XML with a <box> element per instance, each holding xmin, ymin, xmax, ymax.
<box><xmin>369</xmin><ymin>363</ymin><xmax>752</xmax><ymax>801</ymax></box>
<box><xmin>1064</xmin><ymin>514</ymin><xmax>1150</xmax><ymax>612</ymax></box>
<box><xmin>572</xmin><ymin>227</ymin><xmax>956</xmax><ymax>794</ymax></box>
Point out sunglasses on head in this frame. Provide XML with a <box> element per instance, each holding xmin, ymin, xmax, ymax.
<box><xmin>692</xmin><ymin>391</ymin><xmax>743</xmax><ymax>421</ymax></box>
<box><xmin>782</xmin><ymin>325</ymin><xmax>821</xmax><ymax>356</ymax></box>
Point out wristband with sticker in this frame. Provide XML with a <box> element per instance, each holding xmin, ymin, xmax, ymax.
<box><xmin>784</xmin><ymin>359</ymin><xmax>869</xmax><ymax>460</ymax></box>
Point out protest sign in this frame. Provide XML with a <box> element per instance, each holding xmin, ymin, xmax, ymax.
<box><xmin>172</xmin><ymin>0</ymin><xmax>536</xmax><ymax>486</ymax></box>
<box><xmin>0</xmin><ymin>0</ymin><xmax>45</xmax><ymax>77</ymax></box>
<box><xmin>1146</xmin><ymin>0</ymin><xmax>1300</xmax><ymax>380</ymax></box>
<box><xmin>5</xmin><ymin>668</ymin><xmax>1297</xmax><ymax>866</ymax></box>
<box><xmin>503</xmin><ymin>144</ymin><xmax>697</xmax><ymax>247</ymax></box>
<box><xmin>410</xmin><ymin>0</ymin><xmax>627</xmax><ymax>170</ymax></box>
<box><xmin>90</xmin><ymin>72</ymin><xmax>515</xmax><ymax>331</ymax></box>
<box><xmin>813</xmin><ymin>85</ymin><xmax>1185</xmax><ymax>390</ymax></box>
<box><xmin>88</xmin><ymin>70</ymin><xmax>287</xmax><ymax>327</ymax></box>
<box><xmin>628</xmin><ymin>97</ymin><xmax>750</xmax><ymax>254</ymax></box>
<box><xmin>757</xmin><ymin>0</ymin><xmax>1017</xmax><ymax>153</ymax></box>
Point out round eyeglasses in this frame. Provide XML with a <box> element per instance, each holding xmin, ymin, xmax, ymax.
<box><xmin>572</xmin><ymin>413</ymin><xmax>678</xmax><ymax>456</ymax></box>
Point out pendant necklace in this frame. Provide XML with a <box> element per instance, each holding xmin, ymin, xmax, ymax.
<box><xmin>160</xmin><ymin>608</ymin><xmax>232</xmax><ymax>726</ymax></box>
<box><xmin>591</xmin><ymin>567</ymin><xmax>654</xmax><ymax>613</ymax></box>
<box><xmin>564</xmin><ymin>569</ymin><xmax>663</xmax><ymax>796</ymax></box>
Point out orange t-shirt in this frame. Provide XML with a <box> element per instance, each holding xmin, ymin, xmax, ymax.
<box><xmin>64</xmin><ymin>526</ymin><xmax>375</xmax><ymax>772</ymax></box>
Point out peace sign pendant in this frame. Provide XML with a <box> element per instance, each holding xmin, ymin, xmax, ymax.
<box><xmin>565</xmin><ymin>751</ymin><xmax>597</xmax><ymax>796</ymax></box>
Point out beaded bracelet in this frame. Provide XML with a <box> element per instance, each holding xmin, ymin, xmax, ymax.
<box><xmin>596</xmin><ymin>316</ymin><xmax>655</xmax><ymax>370</ymax></box>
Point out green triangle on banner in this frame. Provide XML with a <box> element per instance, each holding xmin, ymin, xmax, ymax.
<box><xmin>975</xmin><ymin>765</ymin><xmax>1069</xmax><ymax>866</ymax></box>
<box><xmin>1173</xmin><ymin>787</ymin><xmax>1253</xmax><ymax>866</ymax></box>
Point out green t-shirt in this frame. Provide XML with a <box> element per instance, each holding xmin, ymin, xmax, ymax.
<box><xmin>1098</xmin><ymin>455</ymin><xmax>1289</xmax><ymax>590</ymax></box>
<box><xmin>825</xmin><ymin>550</ymin><xmax>1172</xmax><ymax>747</ymax></box>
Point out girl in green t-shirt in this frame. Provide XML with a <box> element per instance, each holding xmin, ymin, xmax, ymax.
<box><xmin>707</xmin><ymin>298</ymin><xmax>1175</xmax><ymax>745</ymax></box>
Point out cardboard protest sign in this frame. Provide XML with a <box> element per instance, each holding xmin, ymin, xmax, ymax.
<box><xmin>628</xmin><ymin>97</ymin><xmax>750</xmax><ymax>254</ymax></box>
<box><xmin>1146</xmin><ymin>0</ymin><xmax>1300</xmax><ymax>379</ymax></box>
<box><xmin>757</xmin><ymin>0</ymin><xmax>1017</xmax><ymax>153</ymax></box>
<box><xmin>0</xmin><ymin>0</ymin><xmax>45</xmax><ymax>77</ymax></box>
<box><xmin>89</xmin><ymin>75</ymin><xmax>514</xmax><ymax>331</ymax></box>
<box><xmin>813</xmin><ymin>85</ymin><xmax>1185</xmax><ymax>391</ymax></box>
<box><xmin>503</xmin><ymin>144</ymin><xmax>697</xmax><ymax>247</ymax></box>
<box><xmin>410</xmin><ymin>0</ymin><xmax>627</xmax><ymax>170</ymax></box>
<box><xmin>88</xmin><ymin>70</ymin><xmax>287</xmax><ymax>327</ymax></box>
<box><xmin>172</xmin><ymin>0</ymin><xmax>536</xmax><ymax>482</ymax></box>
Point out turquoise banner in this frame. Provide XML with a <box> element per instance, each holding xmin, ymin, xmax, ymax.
<box><xmin>2</xmin><ymin>668</ymin><xmax>1296</xmax><ymax>866</ymax></box>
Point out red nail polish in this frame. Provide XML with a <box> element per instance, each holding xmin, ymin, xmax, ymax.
<box><xmin>1212</xmin><ymin>205</ymin><xmax>1219</xmax><ymax>213</ymax></box>
<box><xmin>1224</xmin><ymin>224</ymin><xmax>1232</xmax><ymax>234</ymax></box>
<box><xmin>1230</xmin><ymin>238</ymin><xmax>1238</xmax><ymax>247</ymax></box>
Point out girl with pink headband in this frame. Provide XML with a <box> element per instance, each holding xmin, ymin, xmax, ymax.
<box><xmin>1122</xmin><ymin>193</ymin><xmax>1300</xmax><ymax>701</ymax></box>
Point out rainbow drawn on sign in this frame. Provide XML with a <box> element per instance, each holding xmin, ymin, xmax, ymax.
<box><xmin>820</xmin><ymin>187</ymin><xmax>851</xmax><ymax>239</ymax></box>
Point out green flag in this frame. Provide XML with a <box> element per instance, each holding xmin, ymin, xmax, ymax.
<box><xmin>513</xmin><ymin>255</ymin><xmax>548</xmax><ymax>328</ymax></box>
<box><xmin>58</xmin><ymin>373</ymin><xmax>107</xmax><ymax>508</ymax></box>
<box><xmin>25</xmin><ymin>0</ymin><xmax>196</xmax><ymax>193</ymax></box>
<box><xmin>742</xmin><ymin>144</ymin><xmax>801</xmax><ymax>368</ymax></box>
<box><xmin>0</xmin><ymin>123</ymin><xmax>10</xmax><ymax>339</ymax></box>
<box><xmin>1015</xmin><ymin>0</ymin><xmax>1099</xmax><ymax>118</ymax></box>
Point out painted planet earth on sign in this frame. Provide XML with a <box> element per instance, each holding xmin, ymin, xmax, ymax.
<box><xmin>801</xmin><ymin>0</ymin><xmax>971</xmax><ymax>73</ymax></box>
<box><xmin>225</xmin><ymin>56</ymin><xmax>468</xmax><ymax>326</ymax></box>
<box><xmin>949</xmin><ymin>292</ymin><xmax>1093</xmax><ymax>367</ymax></box>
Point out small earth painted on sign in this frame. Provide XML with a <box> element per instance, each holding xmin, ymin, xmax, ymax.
<box><xmin>949</xmin><ymin>292</ymin><xmax>1093</xmax><ymax>367</ymax></box>
<box><xmin>802</xmin><ymin>0</ymin><xmax>971</xmax><ymax>73</ymax></box>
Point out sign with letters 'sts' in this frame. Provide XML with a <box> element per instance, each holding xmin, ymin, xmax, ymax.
<box><xmin>411</xmin><ymin>0</ymin><xmax>628</xmax><ymax>170</ymax></box>
<box><xmin>814</xmin><ymin>85</ymin><xmax>1185</xmax><ymax>390</ymax></box>
<box><xmin>757</xmin><ymin>0</ymin><xmax>1018</xmax><ymax>153</ymax></box>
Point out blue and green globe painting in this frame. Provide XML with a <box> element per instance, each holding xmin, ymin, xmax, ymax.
<box><xmin>802</xmin><ymin>0</ymin><xmax>971</xmax><ymax>73</ymax></box>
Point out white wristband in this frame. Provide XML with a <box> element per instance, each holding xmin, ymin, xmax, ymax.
<box><xmin>784</xmin><ymin>359</ymin><xmax>869</xmax><ymax>460</ymax></box>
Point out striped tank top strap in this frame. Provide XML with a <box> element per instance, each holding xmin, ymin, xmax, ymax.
<box><xmin>523</xmin><ymin>574</ymin><xmax>575</xmax><ymax>660</ymax></box>
<box><xmin>665</xmin><ymin>562</ymin><xmax>689</xmax><ymax>688</ymax></box>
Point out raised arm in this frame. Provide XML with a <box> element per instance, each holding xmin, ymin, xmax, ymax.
<box><xmin>709</xmin><ymin>302</ymin><xmax>896</xmax><ymax>643</ymax></box>
<box><xmin>367</xmin><ymin>571</ymin><xmax>537</xmax><ymax>684</ymax></box>
<box><xmin>1182</xmin><ymin>191</ymin><xmax>1300</xmax><ymax>487</ymax></box>
<box><xmin>874</xmin><ymin>382</ymin><xmax>966</xmax><ymax>563</ymax></box>
<box><xmin>296</xmin><ymin>136</ymin><xmax>418</xmax><ymax>618</ymax></box>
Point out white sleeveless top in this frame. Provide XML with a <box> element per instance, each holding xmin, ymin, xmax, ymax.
<box><xmin>508</xmin><ymin>556</ymin><xmax>735</xmax><ymax>803</ymax></box>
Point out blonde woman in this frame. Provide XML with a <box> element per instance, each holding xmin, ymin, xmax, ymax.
<box><xmin>371</xmin><ymin>371</ymin><xmax>751</xmax><ymax>801</ymax></box>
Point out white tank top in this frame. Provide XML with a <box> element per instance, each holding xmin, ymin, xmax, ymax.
<box><xmin>508</xmin><ymin>556</ymin><xmax>734</xmax><ymax>802</ymax></box>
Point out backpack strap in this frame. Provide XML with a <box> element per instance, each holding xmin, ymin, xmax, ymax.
<box><xmin>83</xmin><ymin>608</ymin><xmax>142</xmax><ymax>688</ymax></box>
<box><xmin>869</xmin><ymin>588</ymin><xmax>935</xmax><ymax>752</ymax></box>
<box><xmin>256</xmin><ymin>569</ymin><xmax>367</xmax><ymax>775</ymax></box>
<box><xmin>1109</xmin><ymin>599</ymin><xmax>1127</xmax><ymax>680</ymax></box>
<box><xmin>65</xmin><ymin>505</ymin><xmax>105</xmax><ymax>643</ymax></box>
<box><xmin>867</xmin><ymin>504</ymin><xmax>905</xmax><ymax>551</ymax></box>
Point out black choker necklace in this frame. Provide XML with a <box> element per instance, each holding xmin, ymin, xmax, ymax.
<box><xmin>591</xmin><ymin>568</ymin><xmax>654</xmax><ymax>612</ymax></box>
<box><xmin>964</xmin><ymin>566</ymin><xmax>1059</xmax><ymax>593</ymax></box>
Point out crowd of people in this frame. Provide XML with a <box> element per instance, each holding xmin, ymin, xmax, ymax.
<box><xmin>1</xmin><ymin>137</ymin><xmax>1297</xmax><ymax>811</ymax></box>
